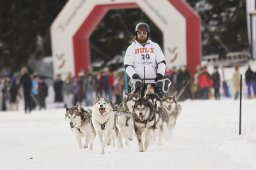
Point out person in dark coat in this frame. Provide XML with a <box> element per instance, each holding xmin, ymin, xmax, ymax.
<box><xmin>218</xmin><ymin>46</ymin><xmax>227</xmax><ymax>60</ymax></box>
<box><xmin>19</xmin><ymin>67</ymin><xmax>32</xmax><ymax>113</ymax></box>
<box><xmin>211</xmin><ymin>66</ymin><xmax>221</xmax><ymax>99</ymax></box>
<box><xmin>245</xmin><ymin>65</ymin><xmax>254</xmax><ymax>98</ymax></box>
<box><xmin>38</xmin><ymin>77</ymin><xmax>48</xmax><ymax>110</ymax></box>
<box><xmin>1</xmin><ymin>78</ymin><xmax>9</xmax><ymax>111</ymax></box>
<box><xmin>252</xmin><ymin>71</ymin><xmax>256</xmax><ymax>97</ymax></box>
<box><xmin>9</xmin><ymin>77</ymin><xmax>19</xmax><ymax>110</ymax></box>
<box><xmin>53</xmin><ymin>74</ymin><xmax>63</xmax><ymax>106</ymax></box>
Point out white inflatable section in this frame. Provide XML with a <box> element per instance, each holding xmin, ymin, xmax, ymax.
<box><xmin>51</xmin><ymin>0</ymin><xmax>186</xmax><ymax>76</ymax></box>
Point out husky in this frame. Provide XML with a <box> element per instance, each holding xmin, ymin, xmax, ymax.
<box><xmin>133</xmin><ymin>98</ymin><xmax>163</xmax><ymax>152</ymax></box>
<box><xmin>144</xmin><ymin>93</ymin><xmax>166</xmax><ymax>143</ymax></box>
<box><xmin>161</xmin><ymin>96</ymin><xmax>181</xmax><ymax>129</ymax></box>
<box><xmin>144</xmin><ymin>84</ymin><xmax>155</xmax><ymax>95</ymax></box>
<box><xmin>92</xmin><ymin>97</ymin><xmax>120</xmax><ymax>154</ymax></box>
<box><xmin>115</xmin><ymin>106</ymin><xmax>134</xmax><ymax>146</ymax></box>
<box><xmin>144</xmin><ymin>93</ymin><xmax>162</xmax><ymax>110</ymax></box>
<box><xmin>116</xmin><ymin>92</ymin><xmax>142</xmax><ymax>144</ymax></box>
<box><xmin>123</xmin><ymin>91</ymin><xmax>141</xmax><ymax>112</ymax></box>
<box><xmin>65</xmin><ymin>105</ymin><xmax>96</xmax><ymax>150</ymax></box>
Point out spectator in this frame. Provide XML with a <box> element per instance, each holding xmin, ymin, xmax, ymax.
<box><xmin>253</xmin><ymin>71</ymin><xmax>256</xmax><ymax>97</ymax></box>
<box><xmin>191</xmin><ymin>65</ymin><xmax>201</xmax><ymax>99</ymax></box>
<box><xmin>218</xmin><ymin>46</ymin><xmax>227</xmax><ymax>60</ymax></box>
<box><xmin>9</xmin><ymin>77</ymin><xmax>19</xmax><ymax>111</ymax></box>
<box><xmin>63</xmin><ymin>72</ymin><xmax>74</xmax><ymax>107</ymax></box>
<box><xmin>53</xmin><ymin>74</ymin><xmax>64</xmax><ymax>107</ymax></box>
<box><xmin>176</xmin><ymin>66</ymin><xmax>191</xmax><ymax>101</ymax></box>
<box><xmin>0</xmin><ymin>77</ymin><xmax>3</xmax><ymax>111</ymax></box>
<box><xmin>95</xmin><ymin>72</ymin><xmax>103</xmax><ymax>97</ymax></box>
<box><xmin>19</xmin><ymin>67</ymin><xmax>32</xmax><ymax>113</ymax></box>
<box><xmin>211</xmin><ymin>66</ymin><xmax>221</xmax><ymax>99</ymax></box>
<box><xmin>31</xmin><ymin>74</ymin><xmax>39</xmax><ymax>110</ymax></box>
<box><xmin>102</xmin><ymin>67</ymin><xmax>112</xmax><ymax>100</ymax></box>
<box><xmin>113</xmin><ymin>72</ymin><xmax>124</xmax><ymax>105</ymax></box>
<box><xmin>38</xmin><ymin>77</ymin><xmax>48</xmax><ymax>110</ymax></box>
<box><xmin>245</xmin><ymin>65</ymin><xmax>255</xmax><ymax>98</ymax></box>
<box><xmin>73</xmin><ymin>72</ymin><xmax>84</xmax><ymax>105</ymax></box>
<box><xmin>198</xmin><ymin>66</ymin><xmax>213</xmax><ymax>99</ymax></box>
<box><xmin>1</xmin><ymin>77</ymin><xmax>9</xmax><ymax>111</ymax></box>
<box><xmin>84</xmin><ymin>72</ymin><xmax>96</xmax><ymax>106</ymax></box>
<box><xmin>232</xmin><ymin>65</ymin><xmax>240</xmax><ymax>100</ymax></box>
<box><xmin>168</xmin><ymin>66</ymin><xmax>178</xmax><ymax>96</ymax></box>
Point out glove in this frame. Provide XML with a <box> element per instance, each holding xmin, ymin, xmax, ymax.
<box><xmin>132</xmin><ymin>74</ymin><xmax>140</xmax><ymax>80</ymax></box>
<box><xmin>155</xmin><ymin>73</ymin><xmax>164</xmax><ymax>82</ymax></box>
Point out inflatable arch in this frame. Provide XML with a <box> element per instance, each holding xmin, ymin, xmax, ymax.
<box><xmin>51</xmin><ymin>0</ymin><xmax>201</xmax><ymax>76</ymax></box>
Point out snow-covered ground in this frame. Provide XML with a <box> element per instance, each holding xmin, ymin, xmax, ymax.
<box><xmin>1</xmin><ymin>98</ymin><xmax>256</xmax><ymax>170</ymax></box>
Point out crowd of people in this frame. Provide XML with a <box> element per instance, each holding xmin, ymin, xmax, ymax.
<box><xmin>166</xmin><ymin>64</ymin><xmax>256</xmax><ymax>101</ymax></box>
<box><xmin>0</xmin><ymin>66</ymin><xmax>124</xmax><ymax>113</ymax></box>
<box><xmin>0</xmin><ymin>67</ymin><xmax>48</xmax><ymax>113</ymax></box>
<box><xmin>1</xmin><ymin>64</ymin><xmax>256</xmax><ymax>113</ymax></box>
<box><xmin>53</xmin><ymin>67</ymin><xmax>124</xmax><ymax>108</ymax></box>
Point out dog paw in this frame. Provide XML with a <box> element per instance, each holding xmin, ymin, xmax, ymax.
<box><xmin>144</xmin><ymin>146</ymin><xmax>148</xmax><ymax>151</ymax></box>
<box><xmin>139</xmin><ymin>147</ymin><xmax>144</xmax><ymax>152</ymax></box>
<box><xmin>125</xmin><ymin>140</ymin><xmax>130</xmax><ymax>146</ymax></box>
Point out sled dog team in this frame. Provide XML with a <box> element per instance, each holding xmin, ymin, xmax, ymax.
<box><xmin>65</xmin><ymin>86</ymin><xmax>181</xmax><ymax>154</ymax></box>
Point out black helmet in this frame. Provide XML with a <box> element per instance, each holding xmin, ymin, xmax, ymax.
<box><xmin>135</xmin><ymin>22</ymin><xmax>150</xmax><ymax>33</ymax></box>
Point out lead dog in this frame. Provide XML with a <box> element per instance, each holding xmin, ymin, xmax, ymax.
<box><xmin>92</xmin><ymin>97</ymin><xmax>119</xmax><ymax>154</ymax></box>
<box><xmin>133</xmin><ymin>98</ymin><xmax>163</xmax><ymax>152</ymax></box>
<box><xmin>116</xmin><ymin>92</ymin><xmax>141</xmax><ymax>145</ymax></box>
<box><xmin>65</xmin><ymin>105</ymin><xmax>96</xmax><ymax>150</ymax></box>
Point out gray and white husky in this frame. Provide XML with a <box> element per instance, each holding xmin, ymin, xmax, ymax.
<box><xmin>161</xmin><ymin>96</ymin><xmax>181</xmax><ymax>129</ymax></box>
<box><xmin>115</xmin><ymin>107</ymin><xmax>134</xmax><ymax>146</ymax></box>
<box><xmin>133</xmin><ymin>98</ymin><xmax>163</xmax><ymax>152</ymax></box>
<box><xmin>65</xmin><ymin>105</ymin><xmax>96</xmax><ymax>150</ymax></box>
<box><xmin>92</xmin><ymin>97</ymin><xmax>119</xmax><ymax>154</ymax></box>
<box><xmin>123</xmin><ymin>91</ymin><xmax>141</xmax><ymax>112</ymax></box>
<box><xmin>115</xmin><ymin>92</ymin><xmax>142</xmax><ymax>145</ymax></box>
<box><xmin>144</xmin><ymin>93</ymin><xmax>162</xmax><ymax>110</ymax></box>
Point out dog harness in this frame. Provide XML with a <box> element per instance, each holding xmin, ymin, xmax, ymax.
<box><xmin>134</xmin><ymin>111</ymin><xmax>161</xmax><ymax>129</ymax></box>
<box><xmin>99</xmin><ymin>119</ymin><xmax>108</xmax><ymax>130</ymax></box>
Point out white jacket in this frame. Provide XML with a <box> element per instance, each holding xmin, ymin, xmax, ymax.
<box><xmin>124</xmin><ymin>40</ymin><xmax>166</xmax><ymax>83</ymax></box>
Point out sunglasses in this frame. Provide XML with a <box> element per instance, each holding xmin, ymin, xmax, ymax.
<box><xmin>137</xmin><ymin>31</ymin><xmax>147</xmax><ymax>35</ymax></box>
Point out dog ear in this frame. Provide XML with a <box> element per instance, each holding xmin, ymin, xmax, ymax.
<box><xmin>85</xmin><ymin>108</ymin><xmax>92</xmax><ymax>117</ymax></box>
<box><xmin>96</xmin><ymin>96</ymin><xmax>101</xmax><ymax>101</ymax></box>
<box><xmin>64</xmin><ymin>104</ymin><xmax>69</xmax><ymax>111</ymax></box>
<box><xmin>173</xmin><ymin>95</ymin><xmax>177</xmax><ymax>102</ymax></box>
<box><xmin>109</xmin><ymin>100</ymin><xmax>116</xmax><ymax>110</ymax></box>
<box><xmin>80</xmin><ymin>106</ymin><xmax>85</xmax><ymax>112</ymax></box>
<box><xmin>171</xmin><ymin>91</ymin><xmax>178</xmax><ymax>98</ymax></box>
<box><xmin>133</xmin><ymin>91</ymin><xmax>141</xmax><ymax>99</ymax></box>
<box><xmin>77</xmin><ymin>105</ymin><xmax>82</xmax><ymax>112</ymax></box>
<box><xmin>80</xmin><ymin>107</ymin><xmax>92</xmax><ymax>117</ymax></box>
<box><xmin>94</xmin><ymin>96</ymin><xmax>100</xmax><ymax>103</ymax></box>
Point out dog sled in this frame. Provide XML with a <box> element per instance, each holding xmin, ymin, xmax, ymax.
<box><xmin>129</xmin><ymin>78</ymin><xmax>171</xmax><ymax>97</ymax></box>
<box><xmin>125</xmin><ymin>66</ymin><xmax>171</xmax><ymax>99</ymax></box>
